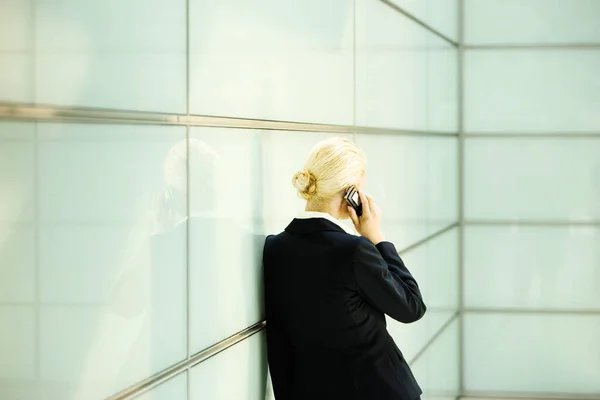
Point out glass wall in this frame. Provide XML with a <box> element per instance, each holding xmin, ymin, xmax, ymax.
<box><xmin>0</xmin><ymin>0</ymin><xmax>458</xmax><ymax>399</ymax></box>
<box><xmin>462</xmin><ymin>0</ymin><xmax>600</xmax><ymax>395</ymax></box>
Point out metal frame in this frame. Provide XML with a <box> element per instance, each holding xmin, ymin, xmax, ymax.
<box><xmin>465</xmin><ymin>220</ymin><xmax>600</xmax><ymax>227</ymax></box>
<box><xmin>0</xmin><ymin>102</ymin><xmax>456</xmax><ymax>137</ymax></box>
<box><xmin>464</xmin><ymin>43</ymin><xmax>600</xmax><ymax>50</ymax></box>
<box><xmin>457</xmin><ymin>0</ymin><xmax>466</xmax><ymax>397</ymax></box>
<box><xmin>464</xmin><ymin>308</ymin><xmax>600</xmax><ymax>316</ymax></box>
<box><xmin>461</xmin><ymin>392</ymin><xmax>600</xmax><ymax>400</ymax></box>
<box><xmin>465</xmin><ymin>133</ymin><xmax>600</xmax><ymax>138</ymax></box>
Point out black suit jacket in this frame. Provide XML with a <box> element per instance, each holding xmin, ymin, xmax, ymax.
<box><xmin>263</xmin><ymin>217</ymin><xmax>427</xmax><ymax>400</ymax></box>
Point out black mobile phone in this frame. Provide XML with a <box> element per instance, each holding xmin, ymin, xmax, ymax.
<box><xmin>344</xmin><ymin>186</ymin><xmax>363</xmax><ymax>217</ymax></box>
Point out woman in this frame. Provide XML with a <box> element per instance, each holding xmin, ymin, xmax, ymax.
<box><xmin>263</xmin><ymin>137</ymin><xmax>426</xmax><ymax>400</ymax></box>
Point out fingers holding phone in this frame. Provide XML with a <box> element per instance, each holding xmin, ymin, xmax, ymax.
<box><xmin>347</xmin><ymin>188</ymin><xmax>384</xmax><ymax>245</ymax></box>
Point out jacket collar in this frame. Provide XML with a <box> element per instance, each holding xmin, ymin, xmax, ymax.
<box><xmin>285</xmin><ymin>211</ymin><xmax>355</xmax><ymax>235</ymax></box>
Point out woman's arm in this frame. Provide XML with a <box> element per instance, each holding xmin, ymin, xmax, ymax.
<box><xmin>353</xmin><ymin>236</ymin><xmax>426</xmax><ymax>323</ymax></box>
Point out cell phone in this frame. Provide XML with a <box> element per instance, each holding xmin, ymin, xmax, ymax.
<box><xmin>344</xmin><ymin>186</ymin><xmax>363</xmax><ymax>217</ymax></box>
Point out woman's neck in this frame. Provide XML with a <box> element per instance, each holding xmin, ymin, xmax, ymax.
<box><xmin>305</xmin><ymin>199</ymin><xmax>343</xmax><ymax>219</ymax></box>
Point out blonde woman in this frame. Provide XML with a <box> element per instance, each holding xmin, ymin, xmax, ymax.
<box><xmin>263</xmin><ymin>137</ymin><xmax>426</xmax><ymax>400</ymax></box>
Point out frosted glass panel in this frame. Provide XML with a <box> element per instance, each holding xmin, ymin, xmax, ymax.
<box><xmin>411</xmin><ymin>318</ymin><xmax>459</xmax><ymax>397</ymax></box>
<box><xmin>0</xmin><ymin>0</ymin><xmax>33</xmax><ymax>103</ymax></box>
<box><xmin>464</xmin><ymin>50</ymin><xmax>600</xmax><ymax>133</ymax></box>
<box><xmin>464</xmin><ymin>313</ymin><xmax>600</xmax><ymax>393</ymax></box>
<box><xmin>400</xmin><ymin>228</ymin><xmax>458</xmax><ymax>311</ymax></box>
<box><xmin>36</xmin><ymin>124</ymin><xmax>186</xmax><ymax>399</ymax></box>
<box><xmin>356</xmin><ymin>0</ymin><xmax>457</xmax><ymax>131</ymax></box>
<box><xmin>189</xmin><ymin>128</ymin><xmax>265</xmax><ymax>353</ymax></box>
<box><xmin>190</xmin><ymin>332</ymin><xmax>267</xmax><ymax>400</ymax></box>
<box><xmin>356</xmin><ymin>0</ymin><xmax>427</xmax><ymax>130</ymax></box>
<box><xmin>465</xmin><ymin>138</ymin><xmax>600</xmax><ymax>221</ymax></box>
<box><xmin>390</xmin><ymin>0</ymin><xmax>458</xmax><ymax>41</ymax></box>
<box><xmin>355</xmin><ymin>134</ymin><xmax>428</xmax><ymax>249</ymax></box>
<box><xmin>427</xmin><ymin>38</ymin><xmax>458</xmax><ymax>132</ymax></box>
<box><xmin>0</xmin><ymin>123</ymin><xmax>35</xmax><ymax>304</ymax></box>
<box><xmin>465</xmin><ymin>0</ymin><xmax>600</xmax><ymax>45</ymax></box>
<box><xmin>0</xmin><ymin>307</ymin><xmax>35</xmax><ymax>380</ymax></box>
<box><xmin>138</xmin><ymin>372</ymin><xmax>187</xmax><ymax>400</ymax></box>
<box><xmin>388</xmin><ymin>310</ymin><xmax>455</xmax><ymax>364</ymax></box>
<box><xmin>0</xmin><ymin>226</ymin><xmax>34</xmax><ymax>303</ymax></box>
<box><xmin>0</xmin><ymin>123</ymin><xmax>35</xmax><ymax>223</ymax></box>
<box><xmin>35</xmin><ymin>0</ymin><xmax>185</xmax><ymax>112</ymax></box>
<box><xmin>387</xmin><ymin>228</ymin><xmax>458</xmax><ymax>362</ymax></box>
<box><xmin>189</xmin><ymin>0</ymin><xmax>353</xmax><ymax>124</ymax></box>
<box><xmin>465</xmin><ymin>226</ymin><xmax>600</xmax><ymax>310</ymax></box>
<box><xmin>427</xmin><ymin>137</ymin><xmax>458</xmax><ymax>233</ymax></box>
<box><xmin>261</xmin><ymin>131</ymin><xmax>355</xmax><ymax>235</ymax></box>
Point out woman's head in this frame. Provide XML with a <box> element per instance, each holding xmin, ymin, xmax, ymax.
<box><xmin>292</xmin><ymin>137</ymin><xmax>366</xmax><ymax>216</ymax></box>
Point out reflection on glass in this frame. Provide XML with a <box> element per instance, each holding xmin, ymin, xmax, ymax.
<box><xmin>188</xmin><ymin>128</ymin><xmax>265</xmax><ymax>353</ymax></box>
<box><xmin>3</xmin><ymin>124</ymin><xmax>187</xmax><ymax>399</ymax></box>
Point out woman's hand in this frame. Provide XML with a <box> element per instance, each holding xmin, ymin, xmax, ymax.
<box><xmin>348</xmin><ymin>190</ymin><xmax>385</xmax><ymax>245</ymax></box>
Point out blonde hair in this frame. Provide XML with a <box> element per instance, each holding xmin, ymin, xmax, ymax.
<box><xmin>292</xmin><ymin>137</ymin><xmax>366</xmax><ymax>205</ymax></box>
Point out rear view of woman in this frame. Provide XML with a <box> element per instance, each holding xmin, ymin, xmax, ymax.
<box><xmin>263</xmin><ymin>137</ymin><xmax>427</xmax><ymax>400</ymax></box>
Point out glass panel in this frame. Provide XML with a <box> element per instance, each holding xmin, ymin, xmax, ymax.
<box><xmin>260</xmin><ymin>131</ymin><xmax>355</xmax><ymax>236</ymax></box>
<box><xmin>410</xmin><ymin>318</ymin><xmax>459</xmax><ymax>398</ymax></box>
<box><xmin>190</xmin><ymin>332</ymin><xmax>267</xmax><ymax>400</ymax></box>
<box><xmin>0</xmin><ymin>0</ymin><xmax>33</xmax><ymax>103</ymax></box>
<box><xmin>188</xmin><ymin>128</ymin><xmax>265</xmax><ymax>353</ymax></box>
<box><xmin>356</xmin><ymin>0</ymin><xmax>428</xmax><ymax>130</ymax></box>
<box><xmin>35</xmin><ymin>0</ymin><xmax>186</xmax><ymax>112</ymax></box>
<box><xmin>0</xmin><ymin>306</ymin><xmax>35</xmax><ymax>380</ymax></box>
<box><xmin>0</xmin><ymin>123</ymin><xmax>35</xmax><ymax>303</ymax></box>
<box><xmin>464</xmin><ymin>50</ymin><xmax>600</xmax><ymax>133</ymax></box>
<box><xmin>427</xmin><ymin>37</ymin><xmax>458</xmax><ymax>132</ymax></box>
<box><xmin>464</xmin><ymin>138</ymin><xmax>600</xmax><ymax>221</ymax></box>
<box><xmin>138</xmin><ymin>372</ymin><xmax>187</xmax><ymax>400</ymax></box>
<box><xmin>427</xmin><ymin>136</ymin><xmax>458</xmax><ymax>234</ymax></box>
<box><xmin>465</xmin><ymin>226</ymin><xmax>600</xmax><ymax>309</ymax></box>
<box><xmin>36</xmin><ymin>124</ymin><xmax>186</xmax><ymax>399</ymax></box>
<box><xmin>465</xmin><ymin>0</ymin><xmax>600</xmax><ymax>45</ymax></box>
<box><xmin>390</xmin><ymin>0</ymin><xmax>458</xmax><ymax>41</ymax></box>
<box><xmin>189</xmin><ymin>0</ymin><xmax>353</xmax><ymax>124</ymax></box>
<box><xmin>355</xmin><ymin>134</ymin><xmax>428</xmax><ymax>250</ymax></box>
<box><xmin>387</xmin><ymin>228</ymin><xmax>458</xmax><ymax>362</ymax></box>
<box><xmin>356</xmin><ymin>0</ymin><xmax>457</xmax><ymax>131</ymax></box>
<box><xmin>464</xmin><ymin>313</ymin><xmax>600</xmax><ymax>393</ymax></box>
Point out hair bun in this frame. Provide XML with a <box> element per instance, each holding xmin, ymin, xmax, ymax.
<box><xmin>292</xmin><ymin>168</ymin><xmax>318</xmax><ymax>200</ymax></box>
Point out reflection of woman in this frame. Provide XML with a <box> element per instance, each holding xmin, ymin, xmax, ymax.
<box><xmin>263</xmin><ymin>137</ymin><xmax>427</xmax><ymax>400</ymax></box>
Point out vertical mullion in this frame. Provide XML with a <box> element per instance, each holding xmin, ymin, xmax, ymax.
<box><xmin>457</xmin><ymin>0</ymin><xmax>466</xmax><ymax>397</ymax></box>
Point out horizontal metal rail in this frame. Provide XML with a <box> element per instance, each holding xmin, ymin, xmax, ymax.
<box><xmin>105</xmin><ymin>321</ymin><xmax>266</xmax><ymax>400</ymax></box>
<box><xmin>462</xmin><ymin>391</ymin><xmax>600</xmax><ymax>400</ymax></box>
<box><xmin>0</xmin><ymin>102</ymin><xmax>456</xmax><ymax>136</ymax></box>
